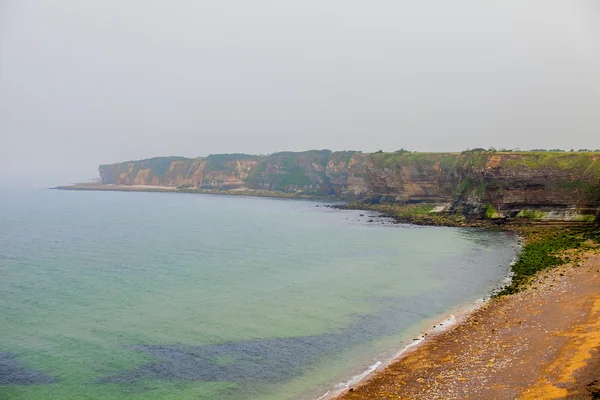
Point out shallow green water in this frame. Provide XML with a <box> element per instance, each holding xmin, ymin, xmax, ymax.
<box><xmin>0</xmin><ymin>189</ymin><xmax>518</xmax><ymax>399</ymax></box>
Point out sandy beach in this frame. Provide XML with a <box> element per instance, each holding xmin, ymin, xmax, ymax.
<box><xmin>336</xmin><ymin>250</ymin><xmax>600</xmax><ymax>400</ymax></box>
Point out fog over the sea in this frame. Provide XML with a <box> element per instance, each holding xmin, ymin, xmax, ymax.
<box><xmin>1</xmin><ymin>1</ymin><xmax>599</xmax><ymax>186</ymax></box>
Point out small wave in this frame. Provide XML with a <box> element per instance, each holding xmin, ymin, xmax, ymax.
<box><xmin>315</xmin><ymin>390</ymin><xmax>331</xmax><ymax>400</ymax></box>
<box><xmin>335</xmin><ymin>361</ymin><xmax>382</xmax><ymax>390</ymax></box>
<box><xmin>315</xmin><ymin>361</ymin><xmax>382</xmax><ymax>400</ymax></box>
<box><xmin>315</xmin><ymin>313</ymin><xmax>461</xmax><ymax>399</ymax></box>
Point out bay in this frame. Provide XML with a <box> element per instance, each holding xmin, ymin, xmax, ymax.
<box><xmin>0</xmin><ymin>189</ymin><xmax>518</xmax><ymax>399</ymax></box>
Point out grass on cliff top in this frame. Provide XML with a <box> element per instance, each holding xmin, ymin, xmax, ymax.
<box><xmin>370</xmin><ymin>152</ymin><xmax>459</xmax><ymax>169</ymax></box>
<box><xmin>367</xmin><ymin>150</ymin><xmax>600</xmax><ymax>178</ymax></box>
<box><xmin>498</xmin><ymin>226</ymin><xmax>600</xmax><ymax>295</ymax></box>
<box><xmin>503</xmin><ymin>152</ymin><xmax>600</xmax><ymax>177</ymax></box>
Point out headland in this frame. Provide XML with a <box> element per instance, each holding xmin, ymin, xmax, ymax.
<box><xmin>57</xmin><ymin>149</ymin><xmax>600</xmax><ymax>225</ymax></box>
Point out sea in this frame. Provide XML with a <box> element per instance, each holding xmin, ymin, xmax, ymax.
<box><xmin>0</xmin><ymin>188</ymin><xmax>519</xmax><ymax>400</ymax></box>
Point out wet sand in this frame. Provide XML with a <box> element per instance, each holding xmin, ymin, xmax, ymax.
<box><xmin>336</xmin><ymin>251</ymin><xmax>600</xmax><ymax>400</ymax></box>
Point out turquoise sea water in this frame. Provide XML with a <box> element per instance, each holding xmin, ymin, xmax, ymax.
<box><xmin>0</xmin><ymin>189</ymin><xmax>518</xmax><ymax>400</ymax></box>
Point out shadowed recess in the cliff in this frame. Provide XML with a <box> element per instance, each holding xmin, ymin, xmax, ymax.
<box><xmin>97</xmin><ymin>296</ymin><xmax>440</xmax><ymax>384</ymax></box>
<box><xmin>0</xmin><ymin>352</ymin><xmax>57</xmax><ymax>385</ymax></box>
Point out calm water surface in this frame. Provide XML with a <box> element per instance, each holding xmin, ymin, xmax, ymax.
<box><xmin>0</xmin><ymin>189</ymin><xmax>518</xmax><ymax>399</ymax></box>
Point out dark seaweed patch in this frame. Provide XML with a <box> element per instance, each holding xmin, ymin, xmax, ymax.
<box><xmin>0</xmin><ymin>352</ymin><xmax>57</xmax><ymax>385</ymax></box>
<box><xmin>98</xmin><ymin>296</ymin><xmax>441</xmax><ymax>384</ymax></box>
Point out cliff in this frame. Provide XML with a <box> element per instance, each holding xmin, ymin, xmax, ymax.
<box><xmin>98</xmin><ymin>151</ymin><xmax>361</xmax><ymax>194</ymax></box>
<box><xmin>95</xmin><ymin>150</ymin><xmax>600</xmax><ymax>222</ymax></box>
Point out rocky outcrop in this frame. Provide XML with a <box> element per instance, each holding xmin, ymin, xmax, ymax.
<box><xmin>451</xmin><ymin>152</ymin><xmax>600</xmax><ymax>220</ymax></box>
<box><xmin>97</xmin><ymin>151</ymin><xmax>600</xmax><ymax>221</ymax></box>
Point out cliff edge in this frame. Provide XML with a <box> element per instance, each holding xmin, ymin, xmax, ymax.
<box><xmin>80</xmin><ymin>150</ymin><xmax>600</xmax><ymax>222</ymax></box>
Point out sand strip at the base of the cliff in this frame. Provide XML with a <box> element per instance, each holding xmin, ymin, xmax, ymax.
<box><xmin>335</xmin><ymin>250</ymin><xmax>600</xmax><ymax>400</ymax></box>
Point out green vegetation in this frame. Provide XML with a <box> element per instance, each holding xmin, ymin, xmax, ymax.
<box><xmin>504</xmin><ymin>152</ymin><xmax>600</xmax><ymax>177</ymax></box>
<box><xmin>278</xmin><ymin>166</ymin><xmax>313</xmax><ymax>187</ymax></box>
<box><xmin>145</xmin><ymin>157</ymin><xmax>185</xmax><ymax>177</ymax></box>
<box><xmin>499</xmin><ymin>227</ymin><xmax>600</xmax><ymax>295</ymax></box>
<box><xmin>456</xmin><ymin>150</ymin><xmax>495</xmax><ymax>169</ymax></box>
<box><xmin>484</xmin><ymin>204</ymin><xmax>501</xmax><ymax>219</ymax></box>
<box><xmin>517</xmin><ymin>209</ymin><xmax>546</xmax><ymax>220</ymax></box>
<box><xmin>336</xmin><ymin>202</ymin><xmax>467</xmax><ymax>226</ymax></box>
<box><xmin>205</xmin><ymin>153</ymin><xmax>257</xmax><ymax>162</ymax></box>
<box><xmin>270</xmin><ymin>150</ymin><xmax>332</xmax><ymax>166</ymax></box>
<box><xmin>98</xmin><ymin>150</ymin><xmax>600</xmax><ymax>209</ymax></box>
<box><xmin>574</xmin><ymin>214</ymin><xmax>597</xmax><ymax>223</ymax></box>
<box><xmin>99</xmin><ymin>156</ymin><xmax>189</xmax><ymax>183</ymax></box>
<box><xmin>453</xmin><ymin>150</ymin><xmax>600</xmax><ymax>180</ymax></box>
<box><xmin>244</xmin><ymin>160</ymin><xmax>268</xmax><ymax>187</ymax></box>
<box><xmin>527</xmin><ymin>149</ymin><xmax>600</xmax><ymax>152</ymax></box>
<box><xmin>370</xmin><ymin>151</ymin><xmax>459</xmax><ymax>169</ymax></box>
<box><xmin>454</xmin><ymin>177</ymin><xmax>487</xmax><ymax>198</ymax></box>
<box><xmin>329</xmin><ymin>150</ymin><xmax>357</xmax><ymax>164</ymax></box>
<box><xmin>202</xmin><ymin>154</ymin><xmax>261</xmax><ymax>173</ymax></box>
<box><xmin>245</xmin><ymin>150</ymin><xmax>335</xmax><ymax>194</ymax></box>
<box><xmin>529</xmin><ymin>149</ymin><xmax>567</xmax><ymax>152</ymax></box>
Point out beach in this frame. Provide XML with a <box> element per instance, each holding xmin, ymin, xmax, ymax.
<box><xmin>336</xmin><ymin>249</ymin><xmax>600</xmax><ymax>399</ymax></box>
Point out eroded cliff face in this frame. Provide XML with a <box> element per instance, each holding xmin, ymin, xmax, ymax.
<box><xmin>98</xmin><ymin>151</ymin><xmax>600</xmax><ymax>220</ymax></box>
<box><xmin>452</xmin><ymin>152</ymin><xmax>600</xmax><ymax>219</ymax></box>
<box><xmin>363</xmin><ymin>153</ymin><xmax>458</xmax><ymax>203</ymax></box>
<box><xmin>99</xmin><ymin>155</ymin><xmax>259</xmax><ymax>189</ymax></box>
<box><xmin>100</xmin><ymin>151</ymin><xmax>364</xmax><ymax>195</ymax></box>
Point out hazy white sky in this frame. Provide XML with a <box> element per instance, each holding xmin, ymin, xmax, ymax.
<box><xmin>1</xmin><ymin>1</ymin><xmax>599</xmax><ymax>185</ymax></box>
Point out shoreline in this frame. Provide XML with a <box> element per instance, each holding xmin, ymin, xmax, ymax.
<box><xmin>318</xmin><ymin>299</ymin><xmax>487</xmax><ymax>400</ymax></box>
<box><xmin>333</xmin><ymin>245</ymin><xmax>600</xmax><ymax>399</ymax></box>
<box><xmin>54</xmin><ymin>184</ymin><xmax>596</xmax><ymax>229</ymax></box>
<box><xmin>318</xmin><ymin>254</ymin><xmax>521</xmax><ymax>400</ymax></box>
<box><xmin>317</xmin><ymin>245</ymin><xmax>523</xmax><ymax>400</ymax></box>
<box><xmin>52</xmin><ymin>183</ymin><xmax>337</xmax><ymax>201</ymax></box>
<box><xmin>53</xmin><ymin>184</ymin><xmax>600</xmax><ymax>398</ymax></box>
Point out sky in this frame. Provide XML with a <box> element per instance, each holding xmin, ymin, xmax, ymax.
<box><xmin>1</xmin><ymin>1</ymin><xmax>599</xmax><ymax>186</ymax></box>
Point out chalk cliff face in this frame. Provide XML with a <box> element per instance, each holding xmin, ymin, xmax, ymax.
<box><xmin>98</xmin><ymin>151</ymin><xmax>600</xmax><ymax>220</ymax></box>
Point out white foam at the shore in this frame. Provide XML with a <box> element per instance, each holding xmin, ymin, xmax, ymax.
<box><xmin>315</xmin><ymin>361</ymin><xmax>382</xmax><ymax>400</ymax></box>
<box><xmin>314</xmin><ymin>312</ymin><xmax>465</xmax><ymax>400</ymax></box>
<box><xmin>314</xmin><ymin>283</ymin><xmax>518</xmax><ymax>400</ymax></box>
<box><xmin>314</xmin><ymin>238</ymin><xmax>524</xmax><ymax>400</ymax></box>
